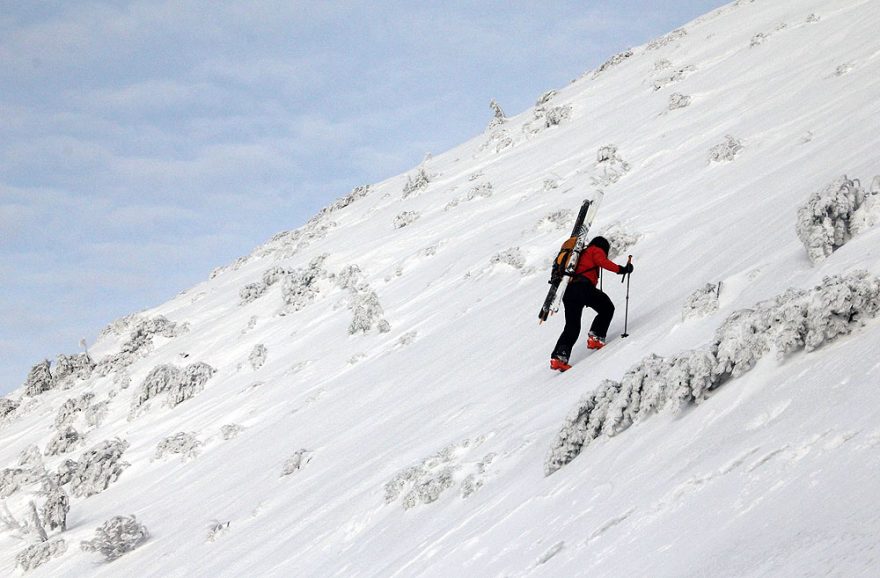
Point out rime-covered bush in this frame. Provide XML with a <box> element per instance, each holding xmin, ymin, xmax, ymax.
<box><xmin>207</xmin><ymin>520</ymin><xmax>231</xmax><ymax>542</ymax></box>
<box><xmin>669</xmin><ymin>92</ymin><xmax>692</xmax><ymax>110</ymax></box>
<box><xmin>481</xmin><ymin>127</ymin><xmax>514</xmax><ymax>153</ymax></box>
<box><xmin>1</xmin><ymin>468</ymin><xmax>33</xmax><ymax>498</ymax></box>
<box><xmin>80</xmin><ymin>515</ymin><xmax>149</xmax><ymax>561</ymax></box>
<box><xmin>652</xmin><ymin>65</ymin><xmax>696</xmax><ymax>91</ymax></box>
<box><xmin>647</xmin><ymin>27</ymin><xmax>687</xmax><ymax>50</ymax></box>
<box><xmin>593</xmin><ymin>145</ymin><xmax>631</xmax><ymax>187</ymax></box>
<box><xmin>336</xmin><ymin>265</ymin><xmax>364</xmax><ymax>291</ymax></box>
<box><xmin>708</xmin><ymin>135</ymin><xmax>743</xmax><ymax>163</ymax></box>
<box><xmin>132</xmin><ymin>364</ymin><xmax>181</xmax><ymax>410</ymax></box>
<box><xmin>166</xmin><ymin>362</ymin><xmax>216</xmax><ymax>408</ymax></box>
<box><xmin>546</xmin><ymin>270</ymin><xmax>880</xmax><ymax>475</ymax></box>
<box><xmin>312</xmin><ymin>185</ymin><xmax>370</xmax><ymax>220</ymax></box>
<box><xmin>95</xmin><ymin>316</ymin><xmax>188</xmax><ymax>375</ymax></box>
<box><xmin>18</xmin><ymin>445</ymin><xmax>43</xmax><ymax>470</ymax></box>
<box><xmin>55</xmin><ymin>392</ymin><xmax>95</xmax><ymax>429</ymax></box>
<box><xmin>402</xmin><ymin>168</ymin><xmax>431</xmax><ymax>199</ymax></box>
<box><xmin>249</xmin><ymin>344</ymin><xmax>268</xmax><ymax>370</ymax></box>
<box><xmin>262</xmin><ymin>265</ymin><xmax>292</xmax><ymax>287</ymax></box>
<box><xmin>54</xmin><ymin>353</ymin><xmax>94</xmax><ymax>384</ymax></box>
<box><xmin>393</xmin><ymin>211</ymin><xmax>421</xmax><ymax>229</ymax></box>
<box><xmin>596</xmin><ymin>222</ymin><xmax>641</xmax><ymax>259</ymax></box>
<box><xmin>445</xmin><ymin>182</ymin><xmax>494</xmax><ymax>211</ymax></box>
<box><xmin>221</xmin><ymin>424</ymin><xmax>244</xmax><ymax>440</ymax></box>
<box><xmin>16</xmin><ymin>539</ymin><xmax>67</xmax><ymax>572</ymax></box>
<box><xmin>23</xmin><ymin>360</ymin><xmax>55</xmax><ymax>397</ymax></box>
<box><xmin>248</xmin><ymin>218</ymin><xmax>336</xmax><ymax>263</ymax></box>
<box><xmin>280</xmin><ymin>449</ymin><xmax>312</xmax><ymax>477</ymax></box>
<box><xmin>70</xmin><ymin>439</ymin><xmax>130</xmax><ymax>498</ymax></box>
<box><xmin>537</xmin><ymin>209</ymin><xmax>574</xmax><ymax>232</ymax></box>
<box><xmin>750</xmin><ymin>32</ymin><xmax>768</xmax><ymax>47</ymax></box>
<box><xmin>0</xmin><ymin>397</ymin><xmax>18</xmax><ymax>419</ymax></box>
<box><xmin>41</xmin><ymin>485</ymin><xmax>70</xmax><ymax>532</ymax></box>
<box><xmin>488</xmin><ymin>99</ymin><xmax>506</xmax><ymax>129</ymax></box>
<box><xmin>239</xmin><ymin>282</ymin><xmax>268</xmax><ymax>305</ymax></box>
<box><xmin>85</xmin><ymin>401</ymin><xmax>109</xmax><ymax>428</ymax></box>
<box><xmin>155</xmin><ymin>432</ymin><xmax>202</xmax><ymax>462</ymax></box>
<box><xmin>525</xmin><ymin>105</ymin><xmax>572</xmax><ymax>134</ymax></box>
<box><xmin>796</xmin><ymin>176</ymin><xmax>864</xmax><ymax>263</ymax></box>
<box><xmin>591</xmin><ymin>49</ymin><xmax>633</xmax><ymax>78</ymax></box>
<box><xmin>281</xmin><ymin>255</ymin><xmax>328</xmax><ymax>312</ymax></box>
<box><xmin>53</xmin><ymin>460</ymin><xmax>78</xmax><ymax>487</ymax></box>
<box><xmin>535</xmin><ymin>90</ymin><xmax>556</xmax><ymax>107</ymax></box>
<box><xmin>490</xmin><ymin>247</ymin><xmax>527</xmax><ymax>271</ymax></box>
<box><xmin>349</xmin><ymin>290</ymin><xmax>391</xmax><ymax>335</ymax></box>
<box><xmin>385</xmin><ymin>438</ymin><xmax>493</xmax><ymax>509</ymax></box>
<box><xmin>683</xmin><ymin>283</ymin><xmax>721</xmax><ymax>320</ymax></box>
<box><xmin>45</xmin><ymin>426</ymin><xmax>82</xmax><ymax>457</ymax></box>
<box><xmin>806</xmin><ymin>13</ymin><xmax>821</xmax><ymax>23</ymax></box>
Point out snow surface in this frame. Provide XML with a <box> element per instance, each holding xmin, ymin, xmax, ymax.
<box><xmin>3</xmin><ymin>0</ymin><xmax>880</xmax><ymax>575</ymax></box>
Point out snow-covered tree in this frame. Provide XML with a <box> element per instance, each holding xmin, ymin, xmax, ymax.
<box><xmin>796</xmin><ymin>175</ymin><xmax>862</xmax><ymax>263</ymax></box>
<box><xmin>393</xmin><ymin>210</ymin><xmax>421</xmax><ymax>229</ymax></box>
<box><xmin>708</xmin><ymin>135</ymin><xmax>743</xmax><ymax>163</ymax></box>
<box><xmin>155</xmin><ymin>432</ymin><xmax>202</xmax><ymax>462</ymax></box>
<box><xmin>280</xmin><ymin>449</ymin><xmax>312</xmax><ymax>477</ymax></box>
<box><xmin>69</xmin><ymin>439</ymin><xmax>130</xmax><ymax>498</ymax></box>
<box><xmin>281</xmin><ymin>255</ymin><xmax>328</xmax><ymax>312</ymax></box>
<box><xmin>166</xmin><ymin>362</ymin><xmax>216</xmax><ymax>408</ymax></box>
<box><xmin>349</xmin><ymin>289</ymin><xmax>391</xmax><ymax>335</ymax></box>
<box><xmin>0</xmin><ymin>397</ymin><xmax>19</xmax><ymax>419</ymax></box>
<box><xmin>40</xmin><ymin>484</ymin><xmax>70</xmax><ymax>532</ymax></box>
<box><xmin>249</xmin><ymin>344</ymin><xmax>268</xmax><ymax>371</ymax></box>
<box><xmin>23</xmin><ymin>360</ymin><xmax>55</xmax><ymax>397</ymax></box>
<box><xmin>80</xmin><ymin>515</ymin><xmax>149</xmax><ymax>561</ymax></box>
<box><xmin>16</xmin><ymin>539</ymin><xmax>67</xmax><ymax>572</ymax></box>
<box><xmin>45</xmin><ymin>426</ymin><xmax>82</xmax><ymax>457</ymax></box>
<box><xmin>55</xmin><ymin>392</ymin><xmax>95</xmax><ymax>429</ymax></box>
<box><xmin>402</xmin><ymin>168</ymin><xmax>431</xmax><ymax>199</ymax></box>
<box><xmin>683</xmin><ymin>283</ymin><xmax>721</xmax><ymax>320</ymax></box>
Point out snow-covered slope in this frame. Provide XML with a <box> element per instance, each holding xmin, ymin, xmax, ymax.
<box><xmin>3</xmin><ymin>0</ymin><xmax>880</xmax><ymax>575</ymax></box>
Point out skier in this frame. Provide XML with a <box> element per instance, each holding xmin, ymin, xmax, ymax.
<box><xmin>550</xmin><ymin>236</ymin><xmax>633</xmax><ymax>371</ymax></box>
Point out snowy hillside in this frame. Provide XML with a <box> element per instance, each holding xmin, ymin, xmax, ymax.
<box><xmin>4</xmin><ymin>0</ymin><xmax>880</xmax><ymax>575</ymax></box>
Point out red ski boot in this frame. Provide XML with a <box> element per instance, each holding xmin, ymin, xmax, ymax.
<box><xmin>550</xmin><ymin>358</ymin><xmax>572</xmax><ymax>372</ymax></box>
<box><xmin>587</xmin><ymin>333</ymin><xmax>605</xmax><ymax>350</ymax></box>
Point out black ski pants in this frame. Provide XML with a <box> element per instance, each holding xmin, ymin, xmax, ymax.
<box><xmin>551</xmin><ymin>280</ymin><xmax>615</xmax><ymax>360</ymax></box>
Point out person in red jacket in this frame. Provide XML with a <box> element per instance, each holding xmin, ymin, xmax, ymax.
<box><xmin>550</xmin><ymin>236</ymin><xmax>632</xmax><ymax>371</ymax></box>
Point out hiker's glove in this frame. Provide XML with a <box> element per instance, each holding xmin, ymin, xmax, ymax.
<box><xmin>618</xmin><ymin>263</ymin><xmax>633</xmax><ymax>275</ymax></box>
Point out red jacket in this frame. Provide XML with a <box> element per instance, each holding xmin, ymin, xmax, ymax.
<box><xmin>574</xmin><ymin>245</ymin><xmax>620</xmax><ymax>285</ymax></box>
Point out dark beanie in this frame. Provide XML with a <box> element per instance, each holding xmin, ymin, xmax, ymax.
<box><xmin>589</xmin><ymin>236</ymin><xmax>610</xmax><ymax>254</ymax></box>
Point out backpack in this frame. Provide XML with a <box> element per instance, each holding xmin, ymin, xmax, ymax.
<box><xmin>551</xmin><ymin>236</ymin><xmax>580</xmax><ymax>281</ymax></box>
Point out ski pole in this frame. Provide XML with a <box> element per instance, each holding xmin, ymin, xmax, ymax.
<box><xmin>621</xmin><ymin>255</ymin><xmax>632</xmax><ymax>338</ymax></box>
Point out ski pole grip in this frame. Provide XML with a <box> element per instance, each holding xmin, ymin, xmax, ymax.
<box><xmin>621</xmin><ymin>255</ymin><xmax>632</xmax><ymax>283</ymax></box>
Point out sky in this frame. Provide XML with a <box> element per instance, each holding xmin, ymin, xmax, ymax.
<box><xmin>0</xmin><ymin>0</ymin><xmax>727</xmax><ymax>394</ymax></box>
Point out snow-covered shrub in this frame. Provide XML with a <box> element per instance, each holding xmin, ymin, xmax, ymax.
<box><xmin>335</xmin><ymin>264</ymin><xmax>365</xmax><ymax>291</ymax></box>
<box><xmin>249</xmin><ymin>218</ymin><xmax>336</xmax><ymax>262</ymax></box>
<box><xmin>40</xmin><ymin>485</ymin><xmax>70</xmax><ymax>532</ymax></box>
<box><xmin>490</xmin><ymin>247</ymin><xmax>527</xmax><ymax>271</ymax></box>
<box><xmin>221</xmin><ymin>424</ymin><xmax>244</xmax><ymax>441</ymax></box>
<box><xmin>281</xmin><ymin>255</ymin><xmax>328</xmax><ymax>312</ymax></box>
<box><xmin>397</xmin><ymin>331</ymin><xmax>418</xmax><ymax>348</ymax></box>
<box><xmin>546</xmin><ymin>270</ymin><xmax>880</xmax><ymax>475</ymax></box>
<box><xmin>487</xmin><ymin>99</ymin><xmax>506</xmax><ymax>129</ymax></box>
<box><xmin>683</xmin><ymin>283</ymin><xmax>721</xmax><ymax>320</ymax></box>
<box><xmin>80</xmin><ymin>515</ymin><xmax>149</xmax><ymax>561</ymax></box>
<box><xmin>402</xmin><ymin>168</ymin><xmax>431</xmax><ymax>199</ymax></box>
<box><xmin>249</xmin><ymin>344</ymin><xmax>267</xmax><ymax>371</ymax></box>
<box><xmin>69</xmin><ymin>439</ymin><xmax>130</xmax><ymax>498</ymax></box>
<box><xmin>654</xmin><ymin>58</ymin><xmax>672</xmax><ymax>71</ymax></box>
<box><xmin>23</xmin><ymin>360</ymin><xmax>55</xmax><ymax>397</ymax></box>
<box><xmin>652</xmin><ymin>65</ymin><xmax>696</xmax><ymax>91</ymax></box>
<box><xmin>535</xmin><ymin>90</ymin><xmax>557</xmax><ymax>107</ymax></box>
<box><xmin>312</xmin><ymin>185</ymin><xmax>370</xmax><ymax>220</ymax></box>
<box><xmin>852</xmin><ymin>178</ymin><xmax>880</xmax><ymax>235</ymax></box>
<box><xmin>95</xmin><ymin>316</ymin><xmax>189</xmax><ymax>375</ymax></box>
<box><xmin>349</xmin><ymin>289</ymin><xmax>391</xmax><ymax>335</ymax></box>
<box><xmin>524</xmin><ymin>105</ymin><xmax>572</xmax><ymax>134</ymax></box>
<box><xmin>84</xmin><ymin>400</ymin><xmax>109</xmax><ymax>428</ymax></box>
<box><xmin>796</xmin><ymin>176</ymin><xmax>863</xmax><ymax>263</ymax></box>
<box><xmin>445</xmin><ymin>182</ymin><xmax>494</xmax><ymax>210</ymax></box>
<box><xmin>262</xmin><ymin>265</ymin><xmax>292</xmax><ymax>287</ymax></box>
<box><xmin>393</xmin><ymin>210</ymin><xmax>421</xmax><ymax>229</ymax></box>
<box><xmin>113</xmin><ymin>371</ymin><xmax>131</xmax><ymax>390</ymax></box>
<box><xmin>16</xmin><ymin>539</ymin><xmax>67</xmax><ymax>572</ymax></box>
<box><xmin>53</xmin><ymin>353</ymin><xmax>94</xmax><ymax>384</ymax></box>
<box><xmin>239</xmin><ymin>282</ymin><xmax>268</xmax><ymax>305</ymax></box>
<box><xmin>750</xmin><ymin>32</ymin><xmax>768</xmax><ymax>47</ymax></box>
<box><xmin>18</xmin><ymin>445</ymin><xmax>43</xmax><ymax>470</ymax></box>
<box><xmin>647</xmin><ymin>28</ymin><xmax>687</xmax><ymax>50</ymax></box>
<box><xmin>596</xmin><ymin>222</ymin><xmax>641</xmax><ymax>260</ymax></box>
<box><xmin>280</xmin><ymin>449</ymin><xmax>312</xmax><ymax>477</ymax></box>
<box><xmin>591</xmin><ymin>49</ymin><xmax>633</xmax><ymax>78</ymax></box>
<box><xmin>669</xmin><ymin>92</ymin><xmax>692</xmax><ymax>110</ymax></box>
<box><xmin>132</xmin><ymin>364</ymin><xmax>181</xmax><ymax>410</ymax></box>
<box><xmin>708</xmin><ymin>135</ymin><xmax>743</xmax><ymax>163</ymax></box>
<box><xmin>481</xmin><ymin>128</ymin><xmax>514</xmax><ymax>153</ymax></box>
<box><xmin>1</xmin><ymin>468</ymin><xmax>34</xmax><ymax>498</ymax></box>
<box><xmin>385</xmin><ymin>438</ymin><xmax>493</xmax><ymax>509</ymax></box>
<box><xmin>592</xmin><ymin>145</ymin><xmax>631</xmax><ymax>188</ymax></box>
<box><xmin>155</xmin><ymin>432</ymin><xmax>202</xmax><ymax>462</ymax></box>
<box><xmin>53</xmin><ymin>460</ymin><xmax>78</xmax><ymax>487</ymax></box>
<box><xmin>55</xmin><ymin>392</ymin><xmax>95</xmax><ymax>429</ymax></box>
<box><xmin>806</xmin><ymin>13</ymin><xmax>821</xmax><ymax>23</ymax></box>
<box><xmin>537</xmin><ymin>209</ymin><xmax>574</xmax><ymax>232</ymax></box>
<box><xmin>0</xmin><ymin>397</ymin><xmax>18</xmax><ymax>419</ymax></box>
<box><xmin>207</xmin><ymin>520</ymin><xmax>231</xmax><ymax>542</ymax></box>
<box><xmin>45</xmin><ymin>426</ymin><xmax>82</xmax><ymax>457</ymax></box>
<box><xmin>166</xmin><ymin>362</ymin><xmax>216</xmax><ymax>408</ymax></box>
